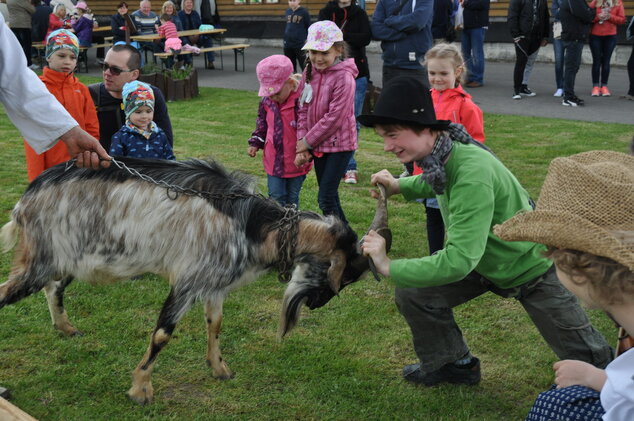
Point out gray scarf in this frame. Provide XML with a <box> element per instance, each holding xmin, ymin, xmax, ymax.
<box><xmin>415</xmin><ymin>123</ymin><xmax>495</xmax><ymax>194</ymax></box>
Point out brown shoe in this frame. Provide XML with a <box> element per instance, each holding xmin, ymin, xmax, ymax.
<box><xmin>466</xmin><ymin>81</ymin><xmax>483</xmax><ymax>88</ymax></box>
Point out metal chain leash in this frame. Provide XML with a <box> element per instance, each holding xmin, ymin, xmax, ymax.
<box><xmin>67</xmin><ymin>158</ymin><xmax>300</xmax><ymax>282</ymax></box>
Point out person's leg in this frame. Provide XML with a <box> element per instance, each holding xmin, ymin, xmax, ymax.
<box><xmin>394</xmin><ymin>275</ymin><xmax>489</xmax><ymax>373</ymax></box>
<box><xmin>522</xmin><ymin>49</ymin><xmax>538</xmax><ymax>87</ymax></box>
<box><xmin>600</xmin><ymin>35</ymin><xmax>617</xmax><ymax>87</ymax></box>
<box><xmin>424</xmin><ymin>200</ymin><xmax>445</xmax><ymax>255</ymax></box>
<box><xmin>470</xmin><ymin>27</ymin><xmax>486</xmax><ymax>84</ymax></box>
<box><xmin>346</xmin><ymin>76</ymin><xmax>368</xmax><ymax>175</ymax></box>
<box><xmin>200</xmin><ymin>35</ymin><xmax>215</xmax><ymax>66</ymax></box>
<box><xmin>589</xmin><ymin>35</ymin><xmax>602</xmax><ymax>87</ymax></box>
<box><xmin>553</xmin><ymin>38</ymin><xmax>564</xmax><ymax>92</ymax></box>
<box><xmin>563</xmin><ymin>40</ymin><xmax>583</xmax><ymax>100</ymax></box>
<box><xmin>297</xmin><ymin>48</ymin><xmax>307</xmax><ymax>71</ymax></box>
<box><xmin>628</xmin><ymin>44</ymin><xmax>634</xmax><ymax>96</ymax></box>
<box><xmin>513</xmin><ymin>38</ymin><xmax>530</xmax><ymax>94</ymax></box>
<box><xmin>284</xmin><ymin>47</ymin><xmax>298</xmax><ymax>71</ymax></box>
<box><xmin>313</xmin><ymin>151</ymin><xmax>353</xmax><ymax>223</ymax></box>
<box><xmin>267</xmin><ymin>175</ymin><xmax>287</xmax><ymax>206</ymax></box>
<box><xmin>461</xmin><ymin>29</ymin><xmax>474</xmax><ymax>82</ymax></box>
<box><xmin>517</xmin><ymin>266</ymin><xmax>613</xmax><ymax>369</ymax></box>
<box><xmin>12</xmin><ymin>28</ymin><xmax>32</xmax><ymax>66</ymax></box>
<box><xmin>285</xmin><ymin>175</ymin><xmax>306</xmax><ymax>208</ymax></box>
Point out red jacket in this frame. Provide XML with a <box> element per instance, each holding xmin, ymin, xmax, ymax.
<box><xmin>24</xmin><ymin>67</ymin><xmax>99</xmax><ymax>181</ymax></box>
<box><xmin>589</xmin><ymin>0</ymin><xmax>625</xmax><ymax>36</ymax></box>
<box><xmin>413</xmin><ymin>85</ymin><xmax>484</xmax><ymax>175</ymax></box>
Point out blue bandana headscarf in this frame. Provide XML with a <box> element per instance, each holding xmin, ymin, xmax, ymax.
<box><xmin>122</xmin><ymin>81</ymin><xmax>155</xmax><ymax>119</ymax></box>
<box><xmin>45</xmin><ymin>29</ymin><xmax>79</xmax><ymax>60</ymax></box>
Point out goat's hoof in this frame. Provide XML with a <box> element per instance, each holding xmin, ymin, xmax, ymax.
<box><xmin>128</xmin><ymin>383</ymin><xmax>154</xmax><ymax>405</ymax></box>
<box><xmin>209</xmin><ymin>361</ymin><xmax>234</xmax><ymax>380</ymax></box>
<box><xmin>55</xmin><ymin>324</ymin><xmax>83</xmax><ymax>337</ymax></box>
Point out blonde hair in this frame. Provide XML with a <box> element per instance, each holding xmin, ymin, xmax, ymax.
<box><xmin>423</xmin><ymin>43</ymin><xmax>465</xmax><ymax>88</ymax></box>
<box><xmin>161</xmin><ymin>0</ymin><xmax>176</xmax><ymax>15</ymax></box>
<box><xmin>546</xmin><ymin>244</ymin><xmax>634</xmax><ymax>307</ymax></box>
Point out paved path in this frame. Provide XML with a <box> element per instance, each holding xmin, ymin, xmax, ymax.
<box><xmin>86</xmin><ymin>44</ymin><xmax>633</xmax><ymax>125</ymax></box>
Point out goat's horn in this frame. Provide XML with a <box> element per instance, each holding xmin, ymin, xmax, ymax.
<box><xmin>360</xmin><ymin>183</ymin><xmax>392</xmax><ymax>281</ymax></box>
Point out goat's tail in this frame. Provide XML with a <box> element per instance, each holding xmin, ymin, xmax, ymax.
<box><xmin>1</xmin><ymin>220</ymin><xmax>20</xmax><ymax>253</ymax></box>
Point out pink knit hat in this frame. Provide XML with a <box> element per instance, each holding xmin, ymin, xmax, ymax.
<box><xmin>302</xmin><ymin>21</ymin><xmax>343</xmax><ymax>52</ymax></box>
<box><xmin>256</xmin><ymin>55</ymin><xmax>293</xmax><ymax>97</ymax></box>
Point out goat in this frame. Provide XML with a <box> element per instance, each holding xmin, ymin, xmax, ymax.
<box><xmin>0</xmin><ymin>157</ymin><xmax>390</xmax><ymax>405</ymax></box>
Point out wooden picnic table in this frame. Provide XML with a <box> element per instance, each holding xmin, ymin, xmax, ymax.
<box><xmin>130</xmin><ymin>28</ymin><xmax>226</xmax><ymax>42</ymax></box>
<box><xmin>93</xmin><ymin>25</ymin><xmax>112</xmax><ymax>32</ymax></box>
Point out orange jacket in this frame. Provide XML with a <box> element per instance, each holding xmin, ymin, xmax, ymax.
<box><xmin>24</xmin><ymin>67</ymin><xmax>99</xmax><ymax>181</ymax></box>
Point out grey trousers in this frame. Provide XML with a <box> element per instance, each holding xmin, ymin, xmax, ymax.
<box><xmin>394</xmin><ymin>266</ymin><xmax>613</xmax><ymax>373</ymax></box>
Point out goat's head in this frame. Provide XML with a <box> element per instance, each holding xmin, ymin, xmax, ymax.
<box><xmin>278</xmin><ymin>185</ymin><xmax>392</xmax><ymax>337</ymax></box>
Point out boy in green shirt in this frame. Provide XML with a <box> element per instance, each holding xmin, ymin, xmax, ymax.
<box><xmin>357</xmin><ymin>76</ymin><xmax>611</xmax><ymax>387</ymax></box>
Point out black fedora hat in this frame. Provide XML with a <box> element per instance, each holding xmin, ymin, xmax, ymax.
<box><xmin>357</xmin><ymin>76</ymin><xmax>451</xmax><ymax>130</ymax></box>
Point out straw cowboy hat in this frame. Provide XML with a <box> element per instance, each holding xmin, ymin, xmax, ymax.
<box><xmin>494</xmin><ymin>150</ymin><xmax>634</xmax><ymax>271</ymax></box>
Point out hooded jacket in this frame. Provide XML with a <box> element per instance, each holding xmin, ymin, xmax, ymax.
<box><xmin>298</xmin><ymin>58</ymin><xmax>358</xmax><ymax>154</ymax></box>
<box><xmin>508</xmin><ymin>0</ymin><xmax>550</xmax><ymax>39</ymax></box>
<box><xmin>463</xmin><ymin>0</ymin><xmax>490</xmax><ymax>30</ymax></box>
<box><xmin>371</xmin><ymin>0</ymin><xmax>433</xmax><ymax>69</ymax></box>
<box><xmin>24</xmin><ymin>66</ymin><xmax>99</xmax><ymax>181</ymax></box>
<box><xmin>318</xmin><ymin>0</ymin><xmax>371</xmax><ymax>79</ymax></box>
<box><xmin>249</xmin><ymin>89</ymin><xmax>313</xmax><ymax>178</ymax></box>
<box><xmin>431</xmin><ymin>85</ymin><xmax>485</xmax><ymax>143</ymax></box>
<box><xmin>559</xmin><ymin>0</ymin><xmax>594</xmax><ymax>41</ymax></box>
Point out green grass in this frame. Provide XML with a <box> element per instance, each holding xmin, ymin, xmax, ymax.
<box><xmin>0</xmin><ymin>81</ymin><xmax>632</xmax><ymax>420</ymax></box>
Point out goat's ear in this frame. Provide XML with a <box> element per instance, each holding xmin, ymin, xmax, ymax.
<box><xmin>327</xmin><ymin>250</ymin><xmax>346</xmax><ymax>294</ymax></box>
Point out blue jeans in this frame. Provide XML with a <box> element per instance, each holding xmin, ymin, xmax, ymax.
<box><xmin>562</xmin><ymin>40</ymin><xmax>584</xmax><ymax>99</ymax></box>
<box><xmin>267</xmin><ymin>175</ymin><xmax>306</xmax><ymax>208</ymax></box>
<box><xmin>461</xmin><ymin>27</ymin><xmax>486</xmax><ymax>84</ymax></box>
<box><xmin>589</xmin><ymin>34</ymin><xmax>617</xmax><ymax>86</ymax></box>
<box><xmin>313</xmin><ymin>151</ymin><xmax>354</xmax><ymax>223</ymax></box>
<box><xmin>346</xmin><ymin>76</ymin><xmax>368</xmax><ymax>172</ymax></box>
<box><xmin>553</xmin><ymin>38</ymin><xmax>565</xmax><ymax>90</ymax></box>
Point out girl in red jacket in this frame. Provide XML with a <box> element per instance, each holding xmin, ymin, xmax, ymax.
<box><xmin>295</xmin><ymin>21</ymin><xmax>358</xmax><ymax>223</ymax></box>
<box><xmin>416</xmin><ymin>42</ymin><xmax>485</xmax><ymax>254</ymax></box>
<box><xmin>24</xmin><ymin>29</ymin><xmax>99</xmax><ymax>181</ymax></box>
<box><xmin>588</xmin><ymin>0</ymin><xmax>625</xmax><ymax>97</ymax></box>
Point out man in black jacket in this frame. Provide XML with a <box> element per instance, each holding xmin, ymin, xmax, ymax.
<box><xmin>319</xmin><ymin>0</ymin><xmax>371</xmax><ymax>184</ymax></box>
<box><xmin>89</xmin><ymin>44</ymin><xmax>174</xmax><ymax>151</ymax></box>
<box><xmin>558</xmin><ymin>0</ymin><xmax>594</xmax><ymax>106</ymax></box>
<box><xmin>507</xmin><ymin>0</ymin><xmax>549</xmax><ymax>99</ymax></box>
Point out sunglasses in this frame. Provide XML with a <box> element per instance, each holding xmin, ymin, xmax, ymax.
<box><xmin>102</xmin><ymin>62</ymin><xmax>134</xmax><ymax>76</ymax></box>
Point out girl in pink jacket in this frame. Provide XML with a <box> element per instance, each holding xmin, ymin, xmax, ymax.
<box><xmin>414</xmin><ymin>42</ymin><xmax>485</xmax><ymax>255</ymax></box>
<box><xmin>248</xmin><ymin>55</ymin><xmax>312</xmax><ymax>207</ymax></box>
<box><xmin>295</xmin><ymin>21</ymin><xmax>358</xmax><ymax>223</ymax></box>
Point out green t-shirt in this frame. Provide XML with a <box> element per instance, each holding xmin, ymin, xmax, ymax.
<box><xmin>390</xmin><ymin>142</ymin><xmax>552</xmax><ymax>289</ymax></box>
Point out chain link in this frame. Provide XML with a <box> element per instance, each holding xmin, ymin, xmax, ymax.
<box><xmin>67</xmin><ymin>158</ymin><xmax>300</xmax><ymax>282</ymax></box>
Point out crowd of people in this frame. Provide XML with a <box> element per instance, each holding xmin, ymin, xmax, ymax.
<box><xmin>1</xmin><ymin>0</ymin><xmax>633</xmax><ymax>419</ymax></box>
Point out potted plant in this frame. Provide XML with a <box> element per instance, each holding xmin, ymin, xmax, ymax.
<box><xmin>164</xmin><ymin>64</ymin><xmax>198</xmax><ymax>101</ymax></box>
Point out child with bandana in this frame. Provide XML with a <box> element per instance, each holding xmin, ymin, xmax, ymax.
<box><xmin>109</xmin><ymin>81</ymin><xmax>175</xmax><ymax>160</ymax></box>
<box><xmin>23</xmin><ymin>29</ymin><xmax>99</xmax><ymax>181</ymax></box>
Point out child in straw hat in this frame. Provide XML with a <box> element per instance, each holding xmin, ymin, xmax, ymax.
<box><xmin>494</xmin><ymin>150</ymin><xmax>634</xmax><ymax>421</ymax></box>
<box><xmin>358</xmin><ymin>76</ymin><xmax>613</xmax><ymax>387</ymax></box>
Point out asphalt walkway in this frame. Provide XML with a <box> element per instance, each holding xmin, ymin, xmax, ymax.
<box><xmin>85</xmin><ymin>43</ymin><xmax>633</xmax><ymax>125</ymax></box>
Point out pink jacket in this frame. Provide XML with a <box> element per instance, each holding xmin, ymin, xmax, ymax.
<box><xmin>248</xmin><ymin>89</ymin><xmax>312</xmax><ymax>178</ymax></box>
<box><xmin>297</xmin><ymin>58</ymin><xmax>358</xmax><ymax>154</ymax></box>
<box><xmin>431</xmin><ymin>85</ymin><xmax>485</xmax><ymax>143</ymax></box>
<box><xmin>589</xmin><ymin>1</ymin><xmax>625</xmax><ymax>36</ymax></box>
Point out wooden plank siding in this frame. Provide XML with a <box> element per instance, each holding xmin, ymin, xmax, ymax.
<box><xmin>90</xmin><ymin>0</ymin><xmax>633</xmax><ymax>21</ymax></box>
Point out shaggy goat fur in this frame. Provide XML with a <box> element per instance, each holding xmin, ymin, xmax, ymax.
<box><xmin>0</xmin><ymin>157</ymin><xmax>376</xmax><ymax>405</ymax></box>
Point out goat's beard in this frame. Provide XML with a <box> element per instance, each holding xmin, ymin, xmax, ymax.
<box><xmin>277</xmin><ymin>257</ymin><xmax>337</xmax><ymax>339</ymax></box>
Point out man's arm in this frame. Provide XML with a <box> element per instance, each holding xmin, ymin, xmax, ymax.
<box><xmin>371</xmin><ymin>0</ymin><xmax>409</xmax><ymax>41</ymax></box>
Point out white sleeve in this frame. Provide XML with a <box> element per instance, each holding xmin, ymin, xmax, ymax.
<box><xmin>0</xmin><ymin>14</ymin><xmax>78</xmax><ymax>154</ymax></box>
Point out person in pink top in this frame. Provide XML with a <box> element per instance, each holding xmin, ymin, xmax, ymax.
<box><xmin>414</xmin><ymin>42</ymin><xmax>485</xmax><ymax>255</ymax></box>
<box><xmin>248</xmin><ymin>55</ymin><xmax>312</xmax><ymax>208</ymax></box>
<box><xmin>295</xmin><ymin>20</ymin><xmax>358</xmax><ymax>223</ymax></box>
<box><xmin>588</xmin><ymin>0</ymin><xmax>625</xmax><ymax>96</ymax></box>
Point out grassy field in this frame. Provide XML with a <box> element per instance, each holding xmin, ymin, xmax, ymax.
<box><xmin>0</xmin><ymin>80</ymin><xmax>632</xmax><ymax>420</ymax></box>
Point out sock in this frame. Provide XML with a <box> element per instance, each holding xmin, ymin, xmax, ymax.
<box><xmin>454</xmin><ymin>353</ymin><xmax>473</xmax><ymax>367</ymax></box>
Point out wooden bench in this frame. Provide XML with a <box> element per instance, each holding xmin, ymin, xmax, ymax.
<box><xmin>154</xmin><ymin>43</ymin><xmax>250</xmax><ymax>72</ymax></box>
<box><xmin>77</xmin><ymin>42</ymin><xmax>113</xmax><ymax>72</ymax></box>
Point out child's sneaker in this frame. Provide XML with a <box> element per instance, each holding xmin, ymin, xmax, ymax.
<box><xmin>512</xmin><ymin>92</ymin><xmax>521</xmax><ymax>100</ymax></box>
<box><xmin>519</xmin><ymin>85</ymin><xmax>536</xmax><ymax>96</ymax></box>
<box><xmin>591</xmin><ymin>86</ymin><xmax>601</xmax><ymax>97</ymax></box>
<box><xmin>553</xmin><ymin>88</ymin><xmax>564</xmax><ymax>97</ymax></box>
<box><xmin>600</xmin><ymin>86</ymin><xmax>611</xmax><ymax>97</ymax></box>
<box><xmin>562</xmin><ymin>96</ymin><xmax>584</xmax><ymax>107</ymax></box>
<box><xmin>344</xmin><ymin>170</ymin><xmax>358</xmax><ymax>184</ymax></box>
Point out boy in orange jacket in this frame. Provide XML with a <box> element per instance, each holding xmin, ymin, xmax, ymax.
<box><xmin>23</xmin><ymin>29</ymin><xmax>99</xmax><ymax>181</ymax></box>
